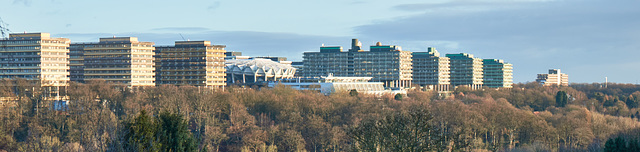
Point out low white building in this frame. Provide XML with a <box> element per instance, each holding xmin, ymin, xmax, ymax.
<box><xmin>536</xmin><ymin>69</ymin><xmax>569</xmax><ymax>86</ymax></box>
<box><xmin>268</xmin><ymin>74</ymin><xmax>406</xmax><ymax>95</ymax></box>
<box><xmin>226</xmin><ymin>58</ymin><xmax>296</xmax><ymax>85</ymax></box>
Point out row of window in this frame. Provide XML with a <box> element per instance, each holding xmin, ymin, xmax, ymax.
<box><xmin>0</xmin><ymin>69</ymin><xmax>41</xmax><ymax>73</ymax></box>
<box><xmin>85</xmin><ymin>60</ymin><xmax>131</xmax><ymax>63</ymax></box>
<box><xmin>0</xmin><ymin>58</ymin><xmax>40</xmax><ymax>61</ymax></box>
<box><xmin>132</xmin><ymin>75</ymin><xmax>153</xmax><ymax>79</ymax></box>
<box><xmin>85</xmin><ymin>65</ymin><xmax>130</xmax><ymax>68</ymax></box>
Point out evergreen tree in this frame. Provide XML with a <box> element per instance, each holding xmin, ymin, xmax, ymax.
<box><xmin>156</xmin><ymin>111</ymin><xmax>197</xmax><ymax>152</ymax></box>
<box><xmin>123</xmin><ymin>110</ymin><xmax>197</xmax><ymax>152</ymax></box>
<box><xmin>349</xmin><ymin>89</ymin><xmax>358</xmax><ymax>97</ymax></box>
<box><xmin>124</xmin><ymin>110</ymin><xmax>161</xmax><ymax>152</ymax></box>
<box><xmin>605</xmin><ymin>138</ymin><xmax>616</xmax><ymax>152</ymax></box>
<box><xmin>556</xmin><ymin>91</ymin><xmax>568</xmax><ymax>107</ymax></box>
<box><xmin>629</xmin><ymin>138</ymin><xmax>640</xmax><ymax>152</ymax></box>
<box><xmin>394</xmin><ymin>93</ymin><xmax>403</xmax><ymax>101</ymax></box>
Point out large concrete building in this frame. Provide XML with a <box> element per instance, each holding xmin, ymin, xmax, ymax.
<box><xmin>70</xmin><ymin>37</ymin><xmax>155</xmax><ymax>87</ymax></box>
<box><xmin>446</xmin><ymin>53</ymin><xmax>483</xmax><ymax>89</ymax></box>
<box><xmin>0</xmin><ymin>33</ymin><xmax>70</xmax><ymax>100</ymax></box>
<box><xmin>482</xmin><ymin>59</ymin><xmax>513</xmax><ymax>88</ymax></box>
<box><xmin>412</xmin><ymin>47</ymin><xmax>450</xmax><ymax>91</ymax></box>
<box><xmin>302</xmin><ymin>39</ymin><xmax>412</xmax><ymax>88</ymax></box>
<box><xmin>0</xmin><ymin>33</ymin><xmax>70</xmax><ymax>91</ymax></box>
<box><xmin>536</xmin><ymin>69</ymin><xmax>569</xmax><ymax>86</ymax></box>
<box><xmin>155</xmin><ymin>41</ymin><xmax>226</xmax><ymax>88</ymax></box>
<box><xmin>291</xmin><ymin>61</ymin><xmax>304</xmax><ymax>77</ymax></box>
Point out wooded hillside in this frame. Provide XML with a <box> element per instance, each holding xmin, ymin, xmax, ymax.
<box><xmin>1</xmin><ymin>80</ymin><xmax>639</xmax><ymax>151</ymax></box>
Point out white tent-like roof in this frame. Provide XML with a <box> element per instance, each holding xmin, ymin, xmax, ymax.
<box><xmin>225</xmin><ymin>59</ymin><xmax>296</xmax><ymax>82</ymax></box>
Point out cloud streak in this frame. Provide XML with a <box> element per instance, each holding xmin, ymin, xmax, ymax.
<box><xmin>356</xmin><ymin>0</ymin><xmax>640</xmax><ymax>83</ymax></box>
<box><xmin>58</xmin><ymin>31</ymin><xmax>349</xmax><ymax>61</ymax></box>
<box><xmin>12</xmin><ymin>0</ymin><xmax>31</xmax><ymax>6</ymax></box>
<box><xmin>151</xmin><ymin>27</ymin><xmax>211</xmax><ymax>32</ymax></box>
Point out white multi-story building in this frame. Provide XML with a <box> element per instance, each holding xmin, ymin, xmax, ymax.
<box><xmin>1</xmin><ymin>33</ymin><xmax>70</xmax><ymax>86</ymax></box>
<box><xmin>70</xmin><ymin>37</ymin><xmax>155</xmax><ymax>87</ymax></box>
<box><xmin>412</xmin><ymin>47</ymin><xmax>451</xmax><ymax>91</ymax></box>
<box><xmin>155</xmin><ymin>41</ymin><xmax>226</xmax><ymax>88</ymax></box>
<box><xmin>536</xmin><ymin>69</ymin><xmax>568</xmax><ymax>86</ymax></box>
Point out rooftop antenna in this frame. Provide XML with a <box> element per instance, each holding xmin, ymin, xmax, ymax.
<box><xmin>179</xmin><ymin>33</ymin><xmax>186</xmax><ymax>41</ymax></box>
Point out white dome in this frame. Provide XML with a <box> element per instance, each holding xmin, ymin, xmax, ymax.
<box><xmin>225</xmin><ymin>58</ymin><xmax>293</xmax><ymax>71</ymax></box>
<box><xmin>225</xmin><ymin>59</ymin><xmax>296</xmax><ymax>82</ymax></box>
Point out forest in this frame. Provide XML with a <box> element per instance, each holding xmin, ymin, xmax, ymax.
<box><xmin>1</xmin><ymin>79</ymin><xmax>640</xmax><ymax>152</ymax></box>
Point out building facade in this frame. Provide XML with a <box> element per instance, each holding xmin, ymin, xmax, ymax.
<box><xmin>302</xmin><ymin>39</ymin><xmax>412</xmax><ymax>88</ymax></box>
<box><xmin>69</xmin><ymin>43</ymin><xmax>84</xmax><ymax>83</ymax></box>
<box><xmin>482</xmin><ymin>59</ymin><xmax>513</xmax><ymax>88</ymax></box>
<box><xmin>70</xmin><ymin>37</ymin><xmax>155</xmax><ymax>87</ymax></box>
<box><xmin>412</xmin><ymin>47</ymin><xmax>451</xmax><ymax>90</ymax></box>
<box><xmin>446</xmin><ymin>53</ymin><xmax>483</xmax><ymax>89</ymax></box>
<box><xmin>0</xmin><ymin>33</ymin><xmax>70</xmax><ymax>88</ymax></box>
<box><xmin>225</xmin><ymin>58</ymin><xmax>296</xmax><ymax>86</ymax></box>
<box><xmin>155</xmin><ymin>41</ymin><xmax>226</xmax><ymax>88</ymax></box>
<box><xmin>291</xmin><ymin>61</ymin><xmax>304</xmax><ymax>77</ymax></box>
<box><xmin>536</xmin><ymin>69</ymin><xmax>569</xmax><ymax>86</ymax></box>
<box><xmin>268</xmin><ymin>74</ymin><xmax>405</xmax><ymax>95</ymax></box>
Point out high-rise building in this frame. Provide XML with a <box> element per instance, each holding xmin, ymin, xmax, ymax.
<box><xmin>446</xmin><ymin>53</ymin><xmax>483</xmax><ymax>89</ymax></box>
<box><xmin>536</xmin><ymin>69</ymin><xmax>568</xmax><ymax>86</ymax></box>
<box><xmin>0</xmin><ymin>33</ymin><xmax>70</xmax><ymax>89</ymax></box>
<box><xmin>303</xmin><ymin>39</ymin><xmax>412</xmax><ymax>88</ymax></box>
<box><xmin>482</xmin><ymin>59</ymin><xmax>513</xmax><ymax>88</ymax></box>
<box><xmin>155</xmin><ymin>41</ymin><xmax>226</xmax><ymax>88</ymax></box>
<box><xmin>303</xmin><ymin>46</ymin><xmax>348</xmax><ymax>77</ymax></box>
<box><xmin>70</xmin><ymin>37</ymin><xmax>155</xmax><ymax>87</ymax></box>
<box><xmin>69</xmin><ymin>43</ymin><xmax>85</xmax><ymax>83</ymax></box>
<box><xmin>291</xmin><ymin>61</ymin><xmax>304</xmax><ymax>77</ymax></box>
<box><xmin>412</xmin><ymin>47</ymin><xmax>450</xmax><ymax>87</ymax></box>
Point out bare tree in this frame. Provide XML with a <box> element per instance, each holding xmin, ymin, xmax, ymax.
<box><xmin>0</xmin><ymin>17</ymin><xmax>9</xmax><ymax>38</ymax></box>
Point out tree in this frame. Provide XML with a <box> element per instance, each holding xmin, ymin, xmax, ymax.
<box><xmin>123</xmin><ymin>110</ymin><xmax>160</xmax><ymax>152</ymax></box>
<box><xmin>156</xmin><ymin>111</ymin><xmax>197</xmax><ymax>152</ymax></box>
<box><xmin>349</xmin><ymin>89</ymin><xmax>358</xmax><ymax>97</ymax></box>
<box><xmin>0</xmin><ymin>17</ymin><xmax>10</xmax><ymax>38</ymax></box>
<box><xmin>556</xmin><ymin>91</ymin><xmax>568</xmax><ymax>107</ymax></box>
<box><xmin>123</xmin><ymin>110</ymin><xmax>197</xmax><ymax>152</ymax></box>
<box><xmin>394</xmin><ymin>93</ymin><xmax>404</xmax><ymax>101</ymax></box>
<box><xmin>349</xmin><ymin>106</ymin><xmax>439</xmax><ymax>152</ymax></box>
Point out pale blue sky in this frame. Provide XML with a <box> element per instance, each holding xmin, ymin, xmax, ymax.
<box><xmin>2</xmin><ymin>0</ymin><xmax>640</xmax><ymax>83</ymax></box>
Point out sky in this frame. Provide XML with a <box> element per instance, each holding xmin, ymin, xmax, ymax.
<box><xmin>1</xmin><ymin>0</ymin><xmax>639</xmax><ymax>83</ymax></box>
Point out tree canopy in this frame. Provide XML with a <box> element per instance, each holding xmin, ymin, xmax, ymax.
<box><xmin>1</xmin><ymin>80</ymin><xmax>640</xmax><ymax>151</ymax></box>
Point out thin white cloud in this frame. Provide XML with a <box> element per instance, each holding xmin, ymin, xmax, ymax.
<box><xmin>393</xmin><ymin>0</ymin><xmax>555</xmax><ymax>13</ymax></box>
<box><xmin>58</xmin><ymin>31</ymin><xmax>349</xmax><ymax>61</ymax></box>
<box><xmin>356</xmin><ymin>0</ymin><xmax>640</xmax><ymax>83</ymax></box>
<box><xmin>12</xmin><ymin>0</ymin><xmax>31</xmax><ymax>6</ymax></box>
<box><xmin>151</xmin><ymin>27</ymin><xmax>211</xmax><ymax>32</ymax></box>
